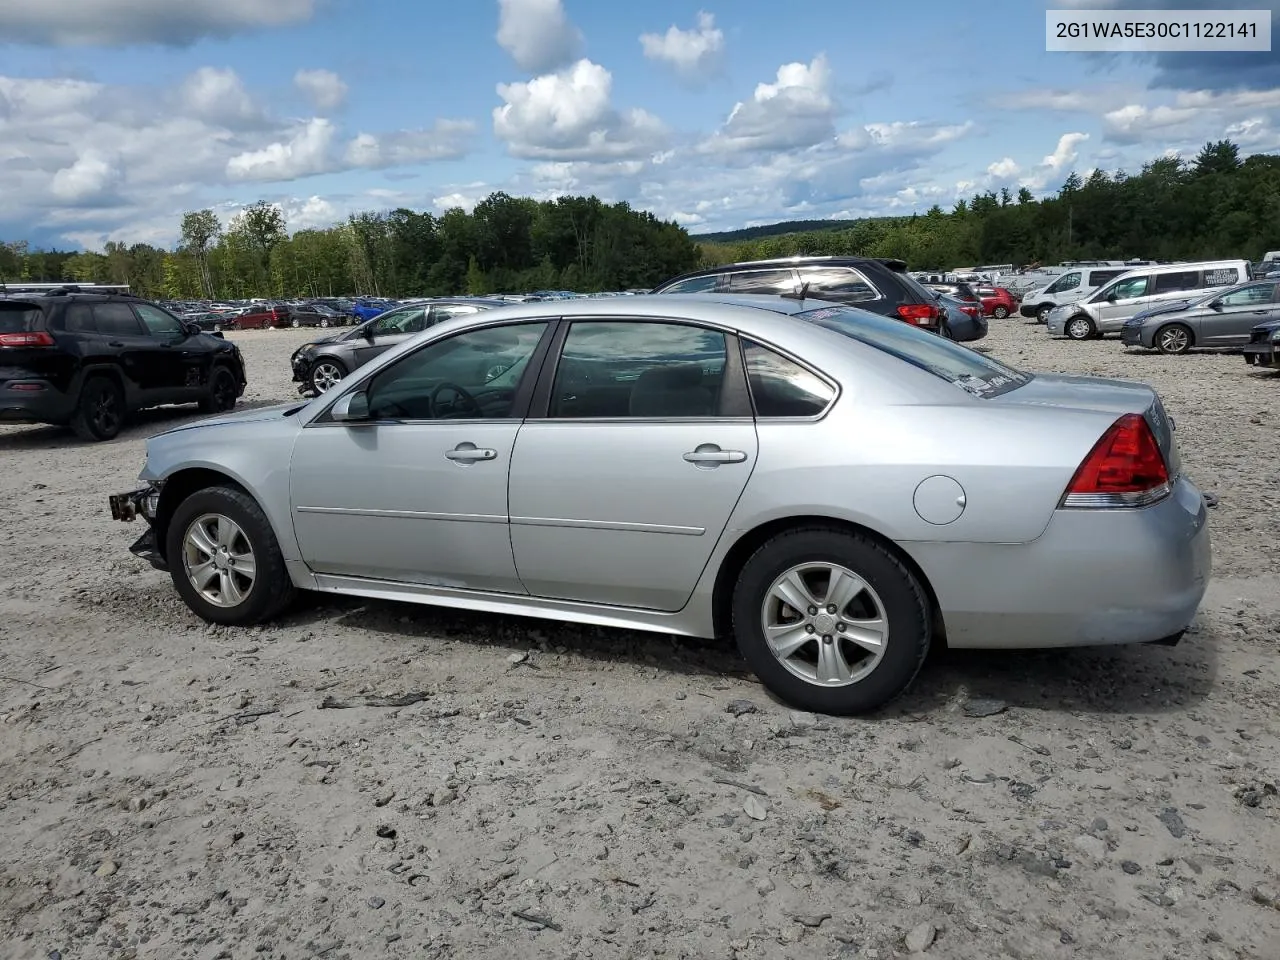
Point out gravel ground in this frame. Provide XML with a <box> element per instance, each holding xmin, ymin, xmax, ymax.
<box><xmin>1</xmin><ymin>319</ymin><xmax>1277</xmax><ymax>960</ymax></box>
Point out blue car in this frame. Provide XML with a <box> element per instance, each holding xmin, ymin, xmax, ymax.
<box><xmin>351</xmin><ymin>299</ymin><xmax>397</xmax><ymax>322</ymax></box>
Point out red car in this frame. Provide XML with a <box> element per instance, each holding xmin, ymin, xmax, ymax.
<box><xmin>977</xmin><ymin>287</ymin><xmax>1018</xmax><ymax>319</ymax></box>
<box><xmin>224</xmin><ymin>305</ymin><xmax>290</xmax><ymax>330</ymax></box>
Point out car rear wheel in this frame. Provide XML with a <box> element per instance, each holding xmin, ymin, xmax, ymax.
<box><xmin>993</xmin><ymin>305</ymin><xmax>1009</xmax><ymax>319</ymax></box>
<box><xmin>291</xmin><ymin>317</ymin><xmax>301</xmax><ymax>328</ymax></box>
<box><xmin>731</xmin><ymin>528</ymin><xmax>931</xmax><ymax>715</ymax></box>
<box><xmin>71</xmin><ymin>376</ymin><xmax>124</xmax><ymax>442</ymax></box>
<box><xmin>1065</xmin><ymin>315</ymin><xmax>1096</xmax><ymax>340</ymax></box>
<box><xmin>167</xmin><ymin>486</ymin><xmax>296</xmax><ymax>626</ymax></box>
<box><xmin>199</xmin><ymin>366</ymin><xmax>239</xmax><ymax>414</ymax></box>
<box><xmin>1155</xmin><ymin>323</ymin><xmax>1193</xmax><ymax>355</ymax></box>
<box><xmin>320</xmin><ymin>317</ymin><xmax>330</xmax><ymax>328</ymax></box>
<box><xmin>309</xmin><ymin>358</ymin><xmax>347</xmax><ymax>393</ymax></box>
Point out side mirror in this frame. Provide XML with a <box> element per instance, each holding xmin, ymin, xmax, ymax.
<box><xmin>1208</xmin><ymin>299</ymin><xmax>1224</xmax><ymax>311</ymax></box>
<box><xmin>1106</xmin><ymin>292</ymin><xmax>1119</xmax><ymax>302</ymax></box>
<box><xmin>182</xmin><ymin>321</ymin><xmax>201</xmax><ymax>337</ymax></box>
<box><xmin>362</xmin><ymin>323</ymin><xmax>376</xmax><ymax>342</ymax></box>
<box><xmin>331</xmin><ymin>390</ymin><xmax>370</xmax><ymax>422</ymax></box>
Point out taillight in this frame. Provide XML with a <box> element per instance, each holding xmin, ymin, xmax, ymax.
<box><xmin>0</xmin><ymin>331</ymin><xmax>55</xmax><ymax>348</ymax></box>
<box><xmin>896</xmin><ymin>303</ymin><xmax>939</xmax><ymax>326</ymax></box>
<box><xmin>1060</xmin><ymin>413</ymin><xmax>1171</xmax><ymax>508</ymax></box>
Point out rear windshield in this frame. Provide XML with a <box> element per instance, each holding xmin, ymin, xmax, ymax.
<box><xmin>796</xmin><ymin>305</ymin><xmax>1032</xmax><ymax>398</ymax></box>
<box><xmin>0</xmin><ymin>302</ymin><xmax>42</xmax><ymax>333</ymax></box>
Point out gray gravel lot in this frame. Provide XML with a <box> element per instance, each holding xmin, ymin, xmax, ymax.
<box><xmin>1</xmin><ymin>319</ymin><xmax>1277</xmax><ymax>960</ymax></box>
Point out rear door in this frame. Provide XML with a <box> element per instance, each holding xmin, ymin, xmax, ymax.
<box><xmin>796</xmin><ymin>265</ymin><xmax>882</xmax><ymax>309</ymax></box>
<box><xmin>507</xmin><ymin>319</ymin><xmax>758</xmax><ymax>611</ymax></box>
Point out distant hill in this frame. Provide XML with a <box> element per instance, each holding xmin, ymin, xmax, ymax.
<box><xmin>693</xmin><ymin>219</ymin><xmax>862</xmax><ymax>244</ymax></box>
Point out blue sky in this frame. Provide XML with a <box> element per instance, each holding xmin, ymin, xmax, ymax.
<box><xmin>0</xmin><ymin>0</ymin><xmax>1277</xmax><ymax>249</ymax></box>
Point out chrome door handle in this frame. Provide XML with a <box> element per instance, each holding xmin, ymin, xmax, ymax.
<box><xmin>445</xmin><ymin>445</ymin><xmax>497</xmax><ymax>462</ymax></box>
<box><xmin>683</xmin><ymin>449</ymin><xmax>747</xmax><ymax>464</ymax></box>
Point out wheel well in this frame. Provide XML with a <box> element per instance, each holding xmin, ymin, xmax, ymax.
<box><xmin>1158</xmin><ymin>321</ymin><xmax>1195</xmax><ymax>344</ymax></box>
<box><xmin>153</xmin><ymin>468</ymin><xmax>250</xmax><ymax>559</ymax></box>
<box><xmin>710</xmin><ymin>516</ymin><xmax>946</xmax><ymax>645</ymax></box>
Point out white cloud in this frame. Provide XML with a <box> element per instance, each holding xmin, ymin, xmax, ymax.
<box><xmin>0</xmin><ymin>0</ymin><xmax>316</xmax><ymax>46</ymax></box>
<box><xmin>180</xmin><ymin>67</ymin><xmax>262</xmax><ymax>127</ymax></box>
<box><xmin>496</xmin><ymin>0</ymin><xmax>583</xmax><ymax>72</ymax></box>
<box><xmin>343</xmin><ymin>121</ymin><xmax>476</xmax><ymax>168</ymax></box>
<box><xmin>987</xmin><ymin>157</ymin><xmax>1021</xmax><ymax>179</ymax></box>
<box><xmin>493</xmin><ymin>59</ymin><xmax>667</xmax><ymax>160</ymax></box>
<box><xmin>1044</xmin><ymin>132</ymin><xmax>1089</xmax><ymax>172</ymax></box>
<box><xmin>227</xmin><ymin>118</ymin><xmax>336</xmax><ymax>181</ymax></box>
<box><xmin>640</xmin><ymin>11</ymin><xmax>724</xmax><ymax>84</ymax></box>
<box><xmin>702</xmin><ymin>55</ymin><xmax>837</xmax><ymax>152</ymax></box>
<box><xmin>294</xmin><ymin>69</ymin><xmax>348</xmax><ymax>110</ymax></box>
<box><xmin>281</xmin><ymin>195</ymin><xmax>339</xmax><ymax>231</ymax></box>
<box><xmin>50</xmin><ymin>150</ymin><xmax>122</xmax><ymax>202</ymax></box>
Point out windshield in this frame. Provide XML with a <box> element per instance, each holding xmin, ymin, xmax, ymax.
<box><xmin>795</xmin><ymin>305</ymin><xmax>1032</xmax><ymax>398</ymax></box>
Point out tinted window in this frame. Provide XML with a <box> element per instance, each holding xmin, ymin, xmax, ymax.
<box><xmin>0</xmin><ymin>303</ymin><xmax>42</xmax><ymax>333</ymax></box>
<box><xmin>551</xmin><ymin>321</ymin><xmax>727</xmax><ymax>419</ymax></box>
<box><xmin>365</xmin><ymin>323</ymin><xmax>547</xmax><ymax>421</ymax></box>
<box><xmin>1219</xmin><ymin>283</ymin><xmax>1276</xmax><ymax>307</ymax></box>
<box><xmin>1087</xmin><ymin>269</ymin><xmax>1126</xmax><ymax>286</ymax></box>
<box><xmin>93</xmin><ymin>303</ymin><xmax>144</xmax><ymax>336</ymax></box>
<box><xmin>63</xmin><ymin>304</ymin><xmax>96</xmax><ymax>333</ymax></box>
<box><xmin>1047</xmin><ymin>272</ymin><xmax>1081</xmax><ymax>293</ymax></box>
<box><xmin>660</xmin><ymin>274</ymin><xmax>720</xmax><ymax>294</ymax></box>
<box><xmin>372</xmin><ymin>306</ymin><xmax>428</xmax><ymax>335</ymax></box>
<box><xmin>1203</xmin><ymin>266</ymin><xmax>1240</xmax><ymax>287</ymax></box>
<box><xmin>725</xmin><ymin>270</ymin><xmax>795</xmax><ymax>295</ymax></box>
<box><xmin>743</xmin><ymin>341</ymin><xmax>835</xmax><ymax>417</ymax></box>
<box><xmin>796</xmin><ymin>305</ymin><xmax>1031</xmax><ymax>399</ymax></box>
<box><xmin>135</xmin><ymin>303</ymin><xmax>184</xmax><ymax>337</ymax></box>
<box><xmin>430</xmin><ymin>304</ymin><xmax>481</xmax><ymax>324</ymax></box>
<box><xmin>797</xmin><ymin>266</ymin><xmax>878</xmax><ymax>303</ymax></box>
<box><xmin>1153</xmin><ymin>271</ymin><xmax>1201</xmax><ymax>295</ymax></box>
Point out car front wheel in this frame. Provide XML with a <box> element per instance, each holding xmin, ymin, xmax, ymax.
<box><xmin>1065</xmin><ymin>315</ymin><xmax>1096</xmax><ymax>340</ymax></box>
<box><xmin>731</xmin><ymin>528</ymin><xmax>931</xmax><ymax>715</ymax></box>
<box><xmin>199</xmin><ymin>366</ymin><xmax>239</xmax><ymax>413</ymax></box>
<box><xmin>166</xmin><ymin>486</ymin><xmax>296</xmax><ymax>626</ymax></box>
<box><xmin>1155</xmin><ymin>323</ymin><xmax>1193</xmax><ymax>355</ymax></box>
<box><xmin>309</xmin><ymin>358</ymin><xmax>347</xmax><ymax>393</ymax></box>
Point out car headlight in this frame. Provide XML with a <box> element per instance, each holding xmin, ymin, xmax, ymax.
<box><xmin>1271</xmin><ymin>329</ymin><xmax>1280</xmax><ymax>342</ymax></box>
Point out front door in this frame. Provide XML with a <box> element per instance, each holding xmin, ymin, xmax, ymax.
<box><xmin>1093</xmin><ymin>273</ymin><xmax>1152</xmax><ymax>330</ymax></box>
<box><xmin>134</xmin><ymin>303</ymin><xmax>205</xmax><ymax>399</ymax></box>
<box><xmin>508</xmin><ymin>320</ymin><xmax>758</xmax><ymax>612</ymax></box>
<box><xmin>1198</xmin><ymin>282</ymin><xmax>1279</xmax><ymax>346</ymax></box>
<box><xmin>290</xmin><ymin>321</ymin><xmax>551</xmax><ymax>591</ymax></box>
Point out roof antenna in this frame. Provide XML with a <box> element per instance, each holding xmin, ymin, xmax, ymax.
<box><xmin>782</xmin><ymin>281</ymin><xmax>811</xmax><ymax>302</ymax></box>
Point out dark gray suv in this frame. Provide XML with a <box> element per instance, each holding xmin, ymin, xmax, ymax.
<box><xmin>290</xmin><ymin>298</ymin><xmax>502</xmax><ymax>395</ymax></box>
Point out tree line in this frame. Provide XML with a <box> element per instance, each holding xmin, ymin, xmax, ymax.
<box><xmin>0</xmin><ymin>193</ymin><xmax>701</xmax><ymax>301</ymax></box>
<box><xmin>699</xmin><ymin>141</ymin><xmax>1280</xmax><ymax>270</ymax></box>
<box><xmin>2</xmin><ymin>142</ymin><xmax>1278</xmax><ymax>301</ymax></box>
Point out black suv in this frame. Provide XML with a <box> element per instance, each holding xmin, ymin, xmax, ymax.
<box><xmin>0</xmin><ymin>287</ymin><xmax>246</xmax><ymax>441</ymax></box>
<box><xmin>652</xmin><ymin>257</ymin><xmax>946</xmax><ymax>333</ymax></box>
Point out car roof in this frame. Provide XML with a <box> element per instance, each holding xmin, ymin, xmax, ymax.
<box><xmin>427</xmin><ymin>293</ymin><xmax>831</xmax><ymax>330</ymax></box>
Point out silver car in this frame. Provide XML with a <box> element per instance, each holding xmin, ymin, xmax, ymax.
<box><xmin>1120</xmin><ymin>280</ymin><xmax>1280</xmax><ymax>354</ymax></box>
<box><xmin>110</xmin><ymin>296</ymin><xmax>1211</xmax><ymax>715</ymax></box>
<box><xmin>290</xmin><ymin>298</ymin><xmax>501</xmax><ymax>395</ymax></box>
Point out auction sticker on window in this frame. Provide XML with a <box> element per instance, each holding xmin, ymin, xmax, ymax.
<box><xmin>1046</xmin><ymin>9</ymin><xmax>1271</xmax><ymax>51</ymax></box>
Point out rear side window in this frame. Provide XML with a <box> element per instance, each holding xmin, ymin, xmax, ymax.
<box><xmin>742</xmin><ymin>340</ymin><xmax>835</xmax><ymax>417</ymax></box>
<box><xmin>0</xmin><ymin>303</ymin><xmax>43</xmax><ymax>333</ymax></box>
<box><xmin>1203</xmin><ymin>266</ymin><xmax>1240</xmax><ymax>287</ymax></box>
<box><xmin>725</xmin><ymin>270</ymin><xmax>795</xmax><ymax>295</ymax></box>
<box><xmin>1153</xmin><ymin>271</ymin><xmax>1201</xmax><ymax>295</ymax></box>
<box><xmin>1087</xmin><ymin>269</ymin><xmax>1125</xmax><ymax>286</ymax></box>
<box><xmin>64</xmin><ymin>304</ymin><xmax>96</xmax><ymax>332</ymax></box>
<box><xmin>659</xmin><ymin>274</ymin><xmax>720</xmax><ymax>294</ymax></box>
<box><xmin>93</xmin><ymin>303</ymin><xmax>144</xmax><ymax>336</ymax></box>
<box><xmin>796</xmin><ymin>305</ymin><xmax>1031</xmax><ymax>398</ymax></box>
<box><xmin>797</xmin><ymin>266</ymin><xmax>878</xmax><ymax>303</ymax></box>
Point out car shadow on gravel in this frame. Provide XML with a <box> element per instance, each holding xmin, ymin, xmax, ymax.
<box><xmin>0</xmin><ymin>399</ymin><xmax>283</xmax><ymax>451</ymax></box>
<box><xmin>278</xmin><ymin>592</ymin><xmax>1218</xmax><ymax>718</ymax></box>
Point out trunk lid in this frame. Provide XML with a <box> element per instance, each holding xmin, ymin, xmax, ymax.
<box><xmin>993</xmin><ymin>373</ymin><xmax>1182</xmax><ymax>478</ymax></box>
<box><xmin>0</xmin><ymin>301</ymin><xmax>56</xmax><ymax>379</ymax></box>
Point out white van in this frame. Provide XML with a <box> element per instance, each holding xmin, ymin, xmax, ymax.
<box><xmin>1045</xmin><ymin>260</ymin><xmax>1251</xmax><ymax>340</ymax></box>
<box><xmin>1018</xmin><ymin>266</ymin><xmax>1134</xmax><ymax>322</ymax></box>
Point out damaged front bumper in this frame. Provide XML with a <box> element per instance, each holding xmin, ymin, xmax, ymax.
<box><xmin>109</xmin><ymin>485</ymin><xmax>169</xmax><ymax>571</ymax></box>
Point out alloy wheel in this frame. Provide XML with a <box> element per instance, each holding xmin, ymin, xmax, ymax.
<box><xmin>311</xmin><ymin>361</ymin><xmax>344</xmax><ymax>392</ymax></box>
<box><xmin>760</xmin><ymin>562</ymin><xmax>889</xmax><ymax>687</ymax></box>
<box><xmin>182</xmin><ymin>513</ymin><xmax>257</xmax><ymax>608</ymax></box>
<box><xmin>1158</xmin><ymin>326</ymin><xmax>1190</xmax><ymax>354</ymax></box>
<box><xmin>1067</xmin><ymin>317</ymin><xmax>1093</xmax><ymax>340</ymax></box>
<box><xmin>92</xmin><ymin>389</ymin><xmax>121</xmax><ymax>436</ymax></box>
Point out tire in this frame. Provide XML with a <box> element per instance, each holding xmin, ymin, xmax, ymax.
<box><xmin>993</xmin><ymin>306</ymin><xmax>1009</xmax><ymax>319</ymax></box>
<box><xmin>1065</xmin><ymin>315</ymin><xmax>1096</xmax><ymax>340</ymax></box>
<box><xmin>213</xmin><ymin>323</ymin><xmax>223</xmax><ymax>332</ymax></box>
<box><xmin>731</xmin><ymin>527</ymin><xmax>932</xmax><ymax>715</ymax></box>
<box><xmin>291</xmin><ymin>317</ymin><xmax>300</xmax><ymax>328</ymax></box>
<box><xmin>1036</xmin><ymin>304</ymin><xmax>1053</xmax><ymax>324</ymax></box>
<box><xmin>71</xmin><ymin>375</ymin><xmax>125</xmax><ymax>442</ymax></box>
<box><xmin>199</xmin><ymin>366</ymin><xmax>239</xmax><ymax>414</ymax></box>
<box><xmin>166</xmin><ymin>486</ymin><xmax>296</xmax><ymax>626</ymax></box>
<box><xmin>1155</xmin><ymin>323</ymin><xmax>1193</xmax><ymax>355</ymax></box>
<box><xmin>320</xmin><ymin>317</ymin><xmax>330</xmax><ymax>328</ymax></box>
<box><xmin>309</xmin><ymin>357</ymin><xmax>347</xmax><ymax>394</ymax></box>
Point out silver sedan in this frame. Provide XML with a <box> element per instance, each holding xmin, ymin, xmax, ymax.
<box><xmin>109</xmin><ymin>295</ymin><xmax>1211</xmax><ymax>715</ymax></box>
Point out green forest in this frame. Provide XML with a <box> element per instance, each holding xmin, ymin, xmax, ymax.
<box><xmin>2</xmin><ymin>141</ymin><xmax>1277</xmax><ymax>301</ymax></box>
